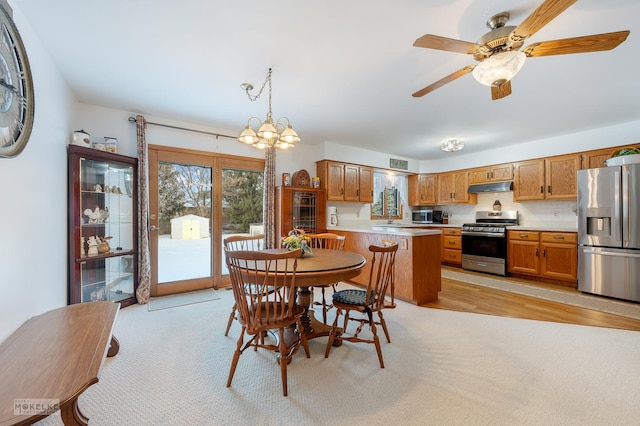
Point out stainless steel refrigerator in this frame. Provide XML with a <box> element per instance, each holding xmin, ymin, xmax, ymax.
<box><xmin>577</xmin><ymin>163</ymin><xmax>640</xmax><ymax>302</ymax></box>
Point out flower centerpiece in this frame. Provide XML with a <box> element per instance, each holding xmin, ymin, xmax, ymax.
<box><xmin>281</xmin><ymin>229</ymin><xmax>312</xmax><ymax>256</ymax></box>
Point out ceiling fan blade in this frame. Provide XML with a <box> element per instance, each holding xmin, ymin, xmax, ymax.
<box><xmin>413</xmin><ymin>34</ymin><xmax>482</xmax><ymax>54</ymax></box>
<box><xmin>523</xmin><ymin>30</ymin><xmax>630</xmax><ymax>57</ymax></box>
<box><xmin>491</xmin><ymin>80</ymin><xmax>512</xmax><ymax>101</ymax></box>
<box><xmin>511</xmin><ymin>0</ymin><xmax>577</xmax><ymax>41</ymax></box>
<box><xmin>412</xmin><ymin>65</ymin><xmax>476</xmax><ymax>98</ymax></box>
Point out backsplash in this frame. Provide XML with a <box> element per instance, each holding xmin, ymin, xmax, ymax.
<box><xmin>329</xmin><ymin>192</ymin><xmax>578</xmax><ymax>229</ymax></box>
<box><xmin>439</xmin><ymin>193</ymin><xmax>578</xmax><ymax>228</ymax></box>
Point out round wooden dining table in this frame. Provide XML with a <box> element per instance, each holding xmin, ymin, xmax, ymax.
<box><xmin>265</xmin><ymin>248</ymin><xmax>366</xmax><ymax>341</ymax></box>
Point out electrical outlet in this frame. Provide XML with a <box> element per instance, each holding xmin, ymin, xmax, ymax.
<box><xmin>400</xmin><ymin>238</ymin><xmax>408</xmax><ymax>250</ymax></box>
<box><xmin>553</xmin><ymin>211</ymin><xmax>560</xmax><ymax>217</ymax></box>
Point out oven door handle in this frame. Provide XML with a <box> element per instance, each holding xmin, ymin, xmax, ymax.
<box><xmin>461</xmin><ymin>231</ymin><xmax>505</xmax><ymax>237</ymax></box>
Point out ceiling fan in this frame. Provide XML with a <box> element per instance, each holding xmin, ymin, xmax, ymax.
<box><xmin>412</xmin><ymin>0</ymin><xmax>630</xmax><ymax>100</ymax></box>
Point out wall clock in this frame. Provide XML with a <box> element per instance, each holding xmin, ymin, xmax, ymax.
<box><xmin>0</xmin><ymin>2</ymin><xmax>34</xmax><ymax>158</ymax></box>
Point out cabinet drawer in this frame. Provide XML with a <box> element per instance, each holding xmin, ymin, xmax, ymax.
<box><xmin>443</xmin><ymin>249</ymin><xmax>462</xmax><ymax>263</ymax></box>
<box><xmin>442</xmin><ymin>228</ymin><xmax>461</xmax><ymax>236</ymax></box>
<box><xmin>509</xmin><ymin>231</ymin><xmax>540</xmax><ymax>241</ymax></box>
<box><xmin>540</xmin><ymin>232</ymin><xmax>577</xmax><ymax>244</ymax></box>
<box><xmin>443</xmin><ymin>236</ymin><xmax>461</xmax><ymax>250</ymax></box>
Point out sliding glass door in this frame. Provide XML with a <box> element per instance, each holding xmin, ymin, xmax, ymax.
<box><xmin>148</xmin><ymin>146</ymin><xmax>264</xmax><ymax>296</ymax></box>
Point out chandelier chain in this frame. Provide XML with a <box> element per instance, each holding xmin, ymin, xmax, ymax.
<box><xmin>245</xmin><ymin>68</ymin><xmax>272</xmax><ymax>104</ymax></box>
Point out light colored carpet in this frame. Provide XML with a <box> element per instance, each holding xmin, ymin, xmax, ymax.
<box><xmin>442</xmin><ymin>269</ymin><xmax>640</xmax><ymax>320</ymax></box>
<box><xmin>35</xmin><ymin>286</ymin><xmax>640</xmax><ymax>426</ymax></box>
<box><xmin>148</xmin><ymin>288</ymin><xmax>221</xmax><ymax>311</ymax></box>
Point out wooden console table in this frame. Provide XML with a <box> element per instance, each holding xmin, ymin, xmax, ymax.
<box><xmin>0</xmin><ymin>302</ymin><xmax>120</xmax><ymax>426</ymax></box>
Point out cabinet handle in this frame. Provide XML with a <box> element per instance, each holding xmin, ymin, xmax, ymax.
<box><xmin>486</xmin><ymin>172</ymin><xmax>490</xmax><ymax>179</ymax></box>
<box><xmin>341</xmin><ymin>188</ymin><xmax>344</xmax><ymax>195</ymax></box>
<box><xmin>548</xmin><ymin>185</ymin><xmax>551</xmax><ymax>194</ymax></box>
<box><xmin>519</xmin><ymin>234</ymin><xmax>529</xmax><ymax>238</ymax></box>
<box><xmin>356</xmin><ymin>189</ymin><xmax>360</xmax><ymax>196</ymax></box>
<box><xmin>535</xmin><ymin>248</ymin><xmax>539</xmax><ymax>256</ymax></box>
<box><xmin>540</xmin><ymin>186</ymin><xmax>543</xmax><ymax>193</ymax></box>
<box><xmin>553</xmin><ymin>235</ymin><xmax>565</xmax><ymax>240</ymax></box>
<box><xmin>543</xmin><ymin>249</ymin><xmax>546</xmax><ymax>257</ymax></box>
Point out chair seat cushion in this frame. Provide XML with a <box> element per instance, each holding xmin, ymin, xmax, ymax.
<box><xmin>333</xmin><ymin>289</ymin><xmax>373</xmax><ymax>306</ymax></box>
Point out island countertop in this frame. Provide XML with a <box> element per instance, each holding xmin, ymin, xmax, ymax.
<box><xmin>329</xmin><ymin>226</ymin><xmax>442</xmax><ymax>237</ymax></box>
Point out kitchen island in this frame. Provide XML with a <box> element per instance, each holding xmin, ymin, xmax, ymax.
<box><xmin>330</xmin><ymin>226</ymin><xmax>442</xmax><ymax>304</ymax></box>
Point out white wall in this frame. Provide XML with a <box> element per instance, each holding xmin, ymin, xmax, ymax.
<box><xmin>3</xmin><ymin>0</ymin><xmax>639</xmax><ymax>343</ymax></box>
<box><xmin>0</xmin><ymin>1</ymin><xmax>77</xmax><ymax>342</ymax></box>
<box><xmin>422</xmin><ymin>120</ymin><xmax>640</xmax><ymax>173</ymax></box>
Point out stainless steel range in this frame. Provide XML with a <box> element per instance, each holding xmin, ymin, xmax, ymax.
<box><xmin>461</xmin><ymin>210</ymin><xmax>519</xmax><ymax>276</ymax></box>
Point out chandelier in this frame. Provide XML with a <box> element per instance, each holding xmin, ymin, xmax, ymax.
<box><xmin>441</xmin><ymin>138</ymin><xmax>464</xmax><ymax>152</ymax></box>
<box><xmin>238</xmin><ymin>68</ymin><xmax>300</xmax><ymax>149</ymax></box>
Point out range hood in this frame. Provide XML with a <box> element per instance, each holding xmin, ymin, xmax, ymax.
<box><xmin>467</xmin><ymin>181</ymin><xmax>513</xmax><ymax>193</ymax></box>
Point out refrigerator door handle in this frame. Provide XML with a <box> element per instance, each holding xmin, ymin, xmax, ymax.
<box><xmin>614</xmin><ymin>170</ymin><xmax>621</xmax><ymax>242</ymax></box>
<box><xmin>622</xmin><ymin>168</ymin><xmax>630</xmax><ymax>245</ymax></box>
<box><xmin>582</xmin><ymin>248</ymin><xmax>640</xmax><ymax>258</ymax></box>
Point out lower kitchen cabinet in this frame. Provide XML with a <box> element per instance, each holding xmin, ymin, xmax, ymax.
<box><xmin>507</xmin><ymin>230</ymin><xmax>577</xmax><ymax>285</ymax></box>
<box><xmin>441</xmin><ymin>227</ymin><xmax>462</xmax><ymax>265</ymax></box>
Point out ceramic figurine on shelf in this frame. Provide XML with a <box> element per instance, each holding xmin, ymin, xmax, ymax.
<box><xmin>101</xmin><ymin>207</ymin><xmax>109</xmax><ymax>222</ymax></box>
<box><xmin>87</xmin><ymin>236</ymin><xmax>99</xmax><ymax>256</ymax></box>
<box><xmin>98</xmin><ymin>236</ymin><xmax>112</xmax><ymax>254</ymax></box>
<box><xmin>94</xmin><ymin>184</ymin><xmax>102</xmax><ymax>192</ymax></box>
<box><xmin>84</xmin><ymin>205</ymin><xmax>102</xmax><ymax>223</ymax></box>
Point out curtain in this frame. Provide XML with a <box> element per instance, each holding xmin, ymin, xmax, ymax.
<box><xmin>263</xmin><ymin>146</ymin><xmax>276</xmax><ymax>249</ymax></box>
<box><xmin>135</xmin><ymin>115</ymin><xmax>152</xmax><ymax>303</ymax></box>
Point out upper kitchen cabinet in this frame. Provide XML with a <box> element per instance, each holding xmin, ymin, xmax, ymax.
<box><xmin>468</xmin><ymin>163</ymin><xmax>513</xmax><ymax>184</ymax></box>
<box><xmin>437</xmin><ymin>170</ymin><xmax>477</xmax><ymax>205</ymax></box>
<box><xmin>316</xmin><ymin>160</ymin><xmax>373</xmax><ymax>203</ymax></box>
<box><xmin>513</xmin><ymin>154</ymin><xmax>580</xmax><ymax>202</ymax></box>
<box><xmin>580</xmin><ymin>147</ymin><xmax>616</xmax><ymax>169</ymax></box>
<box><xmin>408</xmin><ymin>174</ymin><xmax>437</xmax><ymax>206</ymax></box>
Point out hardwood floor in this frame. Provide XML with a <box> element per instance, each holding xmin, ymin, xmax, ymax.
<box><xmin>421</xmin><ymin>268</ymin><xmax>640</xmax><ymax>332</ymax></box>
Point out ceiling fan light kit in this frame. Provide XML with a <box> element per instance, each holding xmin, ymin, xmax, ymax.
<box><xmin>472</xmin><ymin>51</ymin><xmax>526</xmax><ymax>87</ymax></box>
<box><xmin>412</xmin><ymin>0</ymin><xmax>630</xmax><ymax>101</ymax></box>
<box><xmin>441</xmin><ymin>139</ymin><xmax>464</xmax><ymax>152</ymax></box>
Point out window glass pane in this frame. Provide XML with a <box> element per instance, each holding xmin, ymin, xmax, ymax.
<box><xmin>157</xmin><ymin>162</ymin><xmax>212</xmax><ymax>283</ymax></box>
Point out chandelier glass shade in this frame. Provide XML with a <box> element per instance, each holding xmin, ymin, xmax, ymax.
<box><xmin>472</xmin><ymin>51</ymin><xmax>526</xmax><ymax>87</ymax></box>
<box><xmin>238</xmin><ymin>68</ymin><xmax>299</xmax><ymax>149</ymax></box>
<box><xmin>441</xmin><ymin>138</ymin><xmax>464</xmax><ymax>152</ymax></box>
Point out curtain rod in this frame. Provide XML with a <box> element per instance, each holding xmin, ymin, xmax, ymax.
<box><xmin>127</xmin><ymin>116</ymin><xmax>237</xmax><ymax>140</ymax></box>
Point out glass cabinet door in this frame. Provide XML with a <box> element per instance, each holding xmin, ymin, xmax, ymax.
<box><xmin>68</xmin><ymin>145</ymin><xmax>138</xmax><ymax>306</ymax></box>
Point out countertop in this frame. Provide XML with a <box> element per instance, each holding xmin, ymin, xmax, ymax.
<box><xmin>508</xmin><ymin>225</ymin><xmax>578</xmax><ymax>233</ymax></box>
<box><xmin>330</xmin><ymin>223</ymin><xmax>578</xmax><ymax>234</ymax></box>
<box><xmin>330</xmin><ymin>226</ymin><xmax>442</xmax><ymax>237</ymax></box>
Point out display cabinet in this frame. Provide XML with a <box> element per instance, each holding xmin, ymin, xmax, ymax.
<box><xmin>275</xmin><ymin>186</ymin><xmax>326</xmax><ymax>238</ymax></box>
<box><xmin>68</xmin><ymin>145</ymin><xmax>138</xmax><ymax>306</ymax></box>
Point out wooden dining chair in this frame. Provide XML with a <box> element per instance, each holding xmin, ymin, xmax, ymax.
<box><xmin>225</xmin><ymin>248</ymin><xmax>310</xmax><ymax>397</ymax></box>
<box><xmin>324</xmin><ymin>240</ymin><xmax>398</xmax><ymax>368</ymax></box>
<box><xmin>223</xmin><ymin>234</ymin><xmax>265</xmax><ymax>337</ymax></box>
<box><xmin>306</xmin><ymin>233</ymin><xmax>346</xmax><ymax>324</ymax></box>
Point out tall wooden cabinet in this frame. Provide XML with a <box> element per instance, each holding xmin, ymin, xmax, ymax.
<box><xmin>275</xmin><ymin>186</ymin><xmax>326</xmax><ymax>238</ymax></box>
<box><xmin>68</xmin><ymin>145</ymin><xmax>138</xmax><ymax>306</ymax></box>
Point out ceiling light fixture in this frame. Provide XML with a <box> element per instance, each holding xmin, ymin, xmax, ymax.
<box><xmin>238</xmin><ymin>68</ymin><xmax>299</xmax><ymax>149</ymax></box>
<box><xmin>472</xmin><ymin>51</ymin><xmax>526</xmax><ymax>87</ymax></box>
<box><xmin>441</xmin><ymin>138</ymin><xmax>464</xmax><ymax>152</ymax></box>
